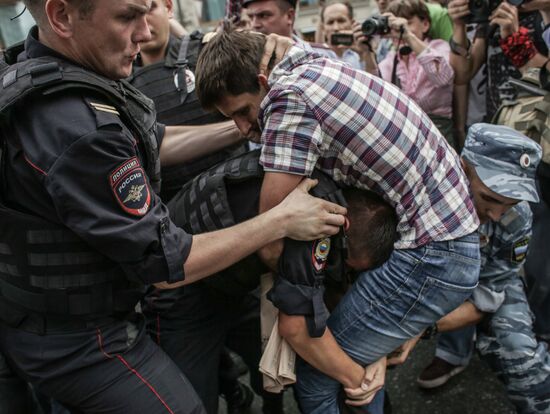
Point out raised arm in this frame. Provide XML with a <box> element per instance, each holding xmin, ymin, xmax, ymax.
<box><xmin>448</xmin><ymin>0</ymin><xmax>486</xmax><ymax>85</ymax></box>
<box><xmin>489</xmin><ymin>2</ymin><xmax>547</xmax><ymax>72</ymax></box>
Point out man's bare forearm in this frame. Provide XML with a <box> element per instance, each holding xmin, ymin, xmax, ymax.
<box><xmin>450</xmin><ymin>24</ymin><xmax>489</xmax><ymax>86</ymax></box>
<box><xmin>154</xmin><ymin>206</ymin><xmax>290</xmax><ymax>290</ymax></box>
<box><xmin>279</xmin><ymin>313</ymin><xmax>364</xmax><ymax>388</ymax></box>
<box><xmin>183</xmin><ymin>207</ymin><xmax>290</xmax><ymax>284</ymax></box>
<box><xmin>437</xmin><ymin>301</ymin><xmax>484</xmax><ymax>332</ymax></box>
<box><xmin>160</xmin><ymin>121</ymin><xmax>243</xmax><ymax>166</ymax></box>
<box><xmin>521</xmin><ymin>53</ymin><xmax>549</xmax><ymax>72</ymax></box>
<box><xmin>450</xmin><ymin>24</ymin><xmax>472</xmax><ymax>85</ymax></box>
<box><xmin>452</xmin><ymin>83</ymin><xmax>469</xmax><ymax>150</ymax></box>
<box><xmin>258</xmin><ymin>172</ymin><xmax>304</xmax><ymax>268</ymax></box>
<box><xmin>155</xmin><ymin>179</ymin><xmax>347</xmax><ymax>289</ymax></box>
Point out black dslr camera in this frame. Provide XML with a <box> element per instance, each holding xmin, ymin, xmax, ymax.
<box><xmin>466</xmin><ymin>0</ymin><xmax>523</xmax><ymax>23</ymax></box>
<box><xmin>361</xmin><ymin>15</ymin><xmax>390</xmax><ymax>36</ymax></box>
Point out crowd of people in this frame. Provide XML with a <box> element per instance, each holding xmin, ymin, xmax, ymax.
<box><xmin>0</xmin><ymin>0</ymin><xmax>549</xmax><ymax>413</ymax></box>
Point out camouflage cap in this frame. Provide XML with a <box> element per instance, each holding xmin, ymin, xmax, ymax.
<box><xmin>462</xmin><ymin>123</ymin><xmax>542</xmax><ymax>203</ymax></box>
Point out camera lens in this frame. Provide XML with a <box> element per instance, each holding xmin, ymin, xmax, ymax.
<box><xmin>361</xmin><ymin>19</ymin><xmax>377</xmax><ymax>36</ymax></box>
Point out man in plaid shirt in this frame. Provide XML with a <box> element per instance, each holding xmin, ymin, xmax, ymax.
<box><xmin>196</xmin><ymin>29</ymin><xmax>481</xmax><ymax>413</ymax></box>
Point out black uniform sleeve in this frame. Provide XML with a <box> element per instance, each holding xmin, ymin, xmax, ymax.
<box><xmin>39</xmin><ymin>112</ymin><xmax>191</xmax><ymax>285</ymax></box>
<box><xmin>268</xmin><ymin>237</ymin><xmax>331</xmax><ymax>337</ymax></box>
<box><xmin>156</xmin><ymin>122</ymin><xmax>166</xmax><ymax>149</ymax></box>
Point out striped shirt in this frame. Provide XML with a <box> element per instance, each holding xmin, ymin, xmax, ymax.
<box><xmin>259</xmin><ymin>46</ymin><xmax>479</xmax><ymax>249</ymax></box>
<box><xmin>379</xmin><ymin>39</ymin><xmax>454</xmax><ymax>118</ymax></box>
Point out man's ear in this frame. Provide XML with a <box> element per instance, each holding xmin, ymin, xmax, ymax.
<box><xmin>258</xmin><ymin>73</ymin><xmax>269</xmax><ymax>89</ymax></box>
<box><xmin>45</xmin><ymin>0</ymin><xmax>76</xmax><ymax>39</ymax></box>
<box><xmin>166</xmin><ymin>0</ymin><xmax>174</xmax><ymax>18</ymax></box>
<box><xmin>287</xmin><ymin>7</ymin><xmax>296</xmax><ymax>23</ymax></box>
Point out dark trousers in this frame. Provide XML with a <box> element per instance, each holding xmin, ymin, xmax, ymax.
<box><xmin>145</xmin><ymin>284</ymin><xmax>268</xmax><ymax>414</ymax></box>
<box><xmin>525</xmin><ymin>201</ymin><xmax>550</xmax><ymax>340</ymax></box>
<box><xmin>0</xmin><ymin>315</ymin><xmax>205</xmax><ymax>414</ymax></box>
<box><xmin>0</xmin><ymin>351</ymin><xmax>35</xmax><ymax>413</ymax></box>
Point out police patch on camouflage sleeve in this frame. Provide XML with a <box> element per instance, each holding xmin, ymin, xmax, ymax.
<box><xmin>110</xmin><ymin>157</ymin><xmax>151</xmax><ymax>216</ymax></box>
<box><xmin>511</xmin><ymin>237</ymin><xmax>529</xmax><ymax>263</ymax></box>
<box><xmin>311</xmin><ymin>237</ymin><xmax>331</xmax><ymax>272</ymax></box>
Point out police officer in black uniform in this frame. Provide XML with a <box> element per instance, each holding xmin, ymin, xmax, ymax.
<box><xmin>128</xmin><ymin>1</ymin><xmax>253</xmax><ymax>410</ymax></box>
<box><xmin>144</xmin><ymin>149</ymin><xmax>397</xmax><ymax>414</ymax></box>
<box><xmin>129</xmin><ymin>0</ymin><xmax>248</xmax><ymax>201</ymax></box>
<box><xmin>0</xmin><ymin>1</ymin><xmax>347</xmax><ymax>413</ymax></box>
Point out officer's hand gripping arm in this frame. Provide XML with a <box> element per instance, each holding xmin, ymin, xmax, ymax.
<box><xmin>155</xmin><ymin>179</ymin><xmax>346</xmax><ymax>288</ymax></box>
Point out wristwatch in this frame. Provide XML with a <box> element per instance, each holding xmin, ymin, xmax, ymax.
<box><xmin>421</xmin><ymin>323</ymin><xmax>439</xmax><ymax>340</ymax></box>
<box><xmin>449</xmin><ymin>37</ymin><xmax>471</xmax><ymax>58</ymax></box>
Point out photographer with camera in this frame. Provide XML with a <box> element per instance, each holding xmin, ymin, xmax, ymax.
<box><xmin>360</xmin><ymin>0</ymin><xmax>457</xmax><ymax>148</ymax></box>
<box><xmin>357</xmin><ymin>0</ymin><xmax>453</xmax><ymax>63</ymax></box>
<box><xmin>319</xmin><ymin>1</ymin><xmax>364</xmax><ymax>69</ymax></box>
<box><xmin>447</xmin><ymin>0</ymin><xmax>548</xmax><ymax>119</ymax></box>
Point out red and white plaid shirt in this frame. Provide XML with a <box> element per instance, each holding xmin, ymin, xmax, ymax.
<box><xmin>259</xmin><ymin>46</ymin><xmax>479</xmax><ymax>249</ymax></box>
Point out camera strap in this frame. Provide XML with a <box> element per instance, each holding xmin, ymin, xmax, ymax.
<box><xmin>390</xmin><ymin>28</ymin><xmax>405</xmax><ymax>88</ymax></box>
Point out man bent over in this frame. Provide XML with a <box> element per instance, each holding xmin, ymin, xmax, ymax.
<box><xmin>195</xmin><ymin>29</ymin><xmax>481</xmax><ymax>413</ymax></box>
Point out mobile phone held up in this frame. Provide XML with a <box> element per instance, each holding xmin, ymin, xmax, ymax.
<box><xmin>331</xmin><ymin>33</ymin><xmax>354</xmax><ymax>46</ymax></box>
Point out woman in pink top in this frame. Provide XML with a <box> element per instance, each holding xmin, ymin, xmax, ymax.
<box><xmin>376</xmin><ymin>0</ymin><xmax>456</xmax><ymax>149</ymax></box>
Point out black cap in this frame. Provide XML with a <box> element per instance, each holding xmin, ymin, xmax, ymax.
<box><xmin>242</xmin><ymin>0</ymin><xmax>297</xmax><ymax>9</ymax></box>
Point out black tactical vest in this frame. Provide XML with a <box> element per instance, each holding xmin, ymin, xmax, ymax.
<box><xmin>129</xmin><ymin>32</ymin><xmax>247</xmax><ymax>201</ymax></box>
<box><xmin>0</xmin><ymin>45</ymin><xmax>155</xmax><ymax>324</ymax></box>
<box><xmin>130</xmin><ymin>32</ymin><xmax>225</xmax><ymax>126</ymax></box>
<box><xmin>1</xmin><ymin>45</ymin><xmax>162</xmax><ymax>194</ymax></box>
<box><xmin>167</xmin><ymin>150</ymin><xmax>349</xmax><ymax>296</ymax></box>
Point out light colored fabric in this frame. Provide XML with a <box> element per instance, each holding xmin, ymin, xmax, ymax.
<box><xmin>339</xmin><ymin>48</ymin><xmax>362</xmax><ymax>70</ymax></box>
<box><xmin>259</xmin><ymin>317</ymin><xmax>297</xmax><ymax>393</ymax></box>
<box><xmin>259</xmin><ymin>273</ymin><xmax>296</xmax><ymax>393</ymax></box>
<box><xmin>379</xmin><ymin>39</ymin><xmax>454</xmax><ymax>118</ymax></box>
<box><xmin>260</xmin><ymin>273</ymin><xmax>278</xmax><ymax>350</ymax></box>
<box><xmin>0</xmin><ymin>3</ymin><xmax>34</xmax><ymax>48</ymax></box>
<box><xmin>426</xmin><ymin>3</ymin><xmax>453</xmax><ymax>41</ymax></box>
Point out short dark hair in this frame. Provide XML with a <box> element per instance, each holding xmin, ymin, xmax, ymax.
<box><xmin>196</xmin><ymin>29</ymin><xmax>272</xmax><ymax>110</ymax></box>
<box><xmin>23</xmin><ymin>0</ymin><xmax>95</xmax><ymax>23</ymax></box>
<box><xmin>387</xmin><ymin>0</ymin><xmax>431</xmax><ymax>24</ymax></box>
<box><xmin>243</xmin><ymin>0</ymin><xmax>296</xmax><ymax>11</ymax></box>
<box><xmin>320</xmin><ymin>1</ymin><xmax>354</xmax><ymax>23</ymax></box>
<box><xmin>344</xmin><ymin>188</ymin><xmax>398</xmax><ymax>268</ymax></box>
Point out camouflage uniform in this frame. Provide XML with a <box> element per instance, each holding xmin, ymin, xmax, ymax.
<box><xmin>434</xmin><ymin>124</ymin><xmax>550</xmax><ymax>414</ymax></box>
<box><xmin>476</xmin><ymin>203</ymin><xmax>550</xmax><ymax>414</ymax></box>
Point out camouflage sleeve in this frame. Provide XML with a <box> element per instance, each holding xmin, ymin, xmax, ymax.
<box><xmin>470</xmin><ymin>202</ymin><xmax>533</xmax><ymax>313</ymax></box>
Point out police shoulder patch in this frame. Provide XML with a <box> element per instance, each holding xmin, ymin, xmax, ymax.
<box><xmin>511</xmin><ymin>237</ymin><xmax>529</xmax><ymax>263</ymax></box>
<box><xmin>110</xmin><ymin>157</ymin><xmax>151</xmax><ymax>216</ymax></box>
<box><xmin>311</xmin><ymin>237</ymin><xmax>331</xmax><ymax>272</ymax></box>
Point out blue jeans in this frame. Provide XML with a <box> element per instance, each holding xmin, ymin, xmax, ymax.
<box><xmin>295</xmin><ymin>233</ymin><xmax>481</xmax><ymax>414</ymax></box>
<box><xmin>435</xmin><ymin>326</ymin><xmax>476</xmax><ymax>366</ymax></box>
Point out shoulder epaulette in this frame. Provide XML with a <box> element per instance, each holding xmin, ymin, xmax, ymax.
<box><xmin>89</xmin><ymin>102</ymin><xmax>120</xmax><ymax>116</ymax></box>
